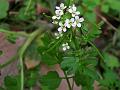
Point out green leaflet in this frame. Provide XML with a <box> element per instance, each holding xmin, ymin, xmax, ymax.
<box><xmin>4</xmin><ymin>75</ymin><xmax>21</xmax><ymax>90</ymax></box>
<box><xmin>40</xmin><ymin>71</ymin><xmax>61</xmax><ymax>90</ymax></box>
<box><xmin>0</xmin><ymin>0</ymin><xmax>9</xmax><ymax>19</ymax></box>
<box><xmin>103</xmin><ymin>53</ymin><xmax>120</xmax><ymax>69</ymax></box>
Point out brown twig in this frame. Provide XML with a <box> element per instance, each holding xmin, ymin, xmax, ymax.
<box><xmin>94</xmin><ymin>8</ymin><xmax>118</xmax><ymax>31</ymax></box>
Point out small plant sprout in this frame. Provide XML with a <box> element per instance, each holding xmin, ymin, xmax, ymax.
<box><xmin>62</xmin><ymin>43</ymin><xmax>70</xmax><ymax>51</ymax></box>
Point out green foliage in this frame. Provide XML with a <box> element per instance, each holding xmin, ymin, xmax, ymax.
<box><xmin>47</xmin><ymin>0</ymin><xmax>57</xmax><ymax>14</ymax></box>
<box><xmin>41</xmin><ymin>53</ymin><xmax>58</xmax><ymax>65</ymax></box>
<box><xmin>101</xmin><ymin>0</ymin><xmax>120</xmax><ymax>13</ymax></box>
<box><xmin>0</xmin><ymin>0</ymin><xmax>9</xmax><ymax>19</ymax></box>
<box><xmin>101</xmin><ymin>4</ymin><xmax>109</xmax><ymax>13</ymax></box>
<box><xmin>0</xmin><ymin>0</ymin><xmax>120</xmax><ymax>90</ymax></box>
<box><xmin>0</xmin><ymin>87</ymin><xmax>5</xmax><ymax>90</ymax></box>
<box><xmin>61</xmin><ymin>57</ymin><xmax>79</xmax><ymax>74</ymax></box>
<box><xmin>17</xmin><ymin>0</ymin><xmax>36</xmax><ymax>20</ymax></box>
<box><xmin>0</xmin><ymin>50</ymin><xmax>3</xmax><ymax>56</ymax></box>
<box><xmin>4</xmin><ymin>75</ymin><xmax>21</xmax><ymax>90</ymax></box>
<box><xmin>40</xmin><ymin>71</ymin><xmax>61</xmax><ymax>90</ymax></box>
<box><xmin>25</xmin><ymin>42</ymin><xmax>41</xmax><ymax>61</ymax></box>
<box><xmin>103</xmin><ymin>53</ymin><xmax>120</xmax><ymax>69</ymax></box>
<box><xmin>99</xmin><ymin>70</ymin><xmax>120</xmax><ymax>89</ymax></box>
<box><xmin>75</xmin><ymin>71</ymin><xmax>94</xmax><ymax>90</ymax></box>
<box><xmin>25</xmin><ymin>69</ymin><xmax>39</xmax><ymax>87</ymax></box>
<box><xmin>6</xmin><ymin>34</ymin><xmax>17</xmax><ymax>43</ymax></box>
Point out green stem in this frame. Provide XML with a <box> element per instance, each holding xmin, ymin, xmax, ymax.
<box><xmin>19</xmin><ymin>29</ymin><xmax>44</xmax><ymax>90</ymax></box>
<box><xmin>88</xmin><ymin>41</ymin><xmax>104</xmax><ymax>60</ymax></box>
<box><xmin>88</xmin><ymin>41</ymin><xmax>106</xmax><ymax>70</ymax></box>
<box><xmin>0</xmin><ymin>29</ymin><xmax>28</xmax><ymax>37</ymax></box>
<box><xmin>24</xmin><ymin>0</ymin><xmax>32</xmax><ymax>15</ymax></box>
<box><xmin>63</xmin><ymin>71</ymin><xmax>72</xmax><ymax>90</ymax></box>
<box><xmin>61</xmin><ymin>76</ymin><xmax>74</xmax><ymax>79</ymax></box>
<box><xmin>72</xmin><ymin>29</ymin><xmax>79</xmax><ymax>50</ymax></box>
<box><xmin>30</xmin><ymin>87</ymin><xmax>33</xmax><ymax>90</ymax></box>
<box><xmin>45</xmin><ymin>37</ymin><xmax>64</xmax><ymax>53</ymax></box>
<box><xmin>72</xmin><ymin>78</ymin><xmax>74</xmax><ymax>90</ymax></box>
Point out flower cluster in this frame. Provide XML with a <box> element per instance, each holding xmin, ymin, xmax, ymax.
<box><xmin>54</xmin><ymin>32</ymin><xmax>63</xmax><ymax>39</ymax></box>
<box><xmin>52</xmin><ymin>3</ymin><xmax>84</xmax><ymax>51</ymax></box>
<box><xmin>62</xmin><ymin>43</ymin><xmax>70</xmax><ymax>51</ymax></box>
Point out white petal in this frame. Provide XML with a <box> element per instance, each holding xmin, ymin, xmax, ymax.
<box><xmin>56</xmin><ymin>6</ymin><xmax>60</xmax><ymax>10</ymax></box>
<box><xmin>66</xmin><ymin>24</ymin><xmax>71</xmax><ymax>28</ymax></box>
<box><xmin>54</xmin><ymin>33</ymin><xmax>58</xmax><ymax>36</ymax></box>
<box><xmin>52</xmin><ymin>21</ymin><xmax>58</xmax><ymax>24</ymax></box>
<box><xmin>60</xmin><ymin>3</ymin><xmax>64</xmax><ymax>8</ymax></box>
<box><xmin>65</xmin><ymin>19</ymin><xmax>71</xmax><ymax>28</ymax></box>
<box><xmin>70</xmin><ymin>18</ymin><xmax>75</xmax><ymax>22</ymax></box>
<box><xmin>64</xmin><ymin>23</ymin><xmax>68</xmax><ymax>27</ymax></box>
<box><xmin>59</xmin><ymin>22</ymin><xmax>63</xmax><ymax>26</ymax></box>
<box><xmin>67</xmin><ymin>46</ymin><xmax>70</xmax><ymax>49</ymax></box>
<box><xmin>72</xmin><ymin>5</ymin><xmax>76</xmax><ymax>11</ymax></box>
<box><xmin>56</xmin><ymin>16</ymin><xmax>61</xmax><ymax>19</ymax></box>
<box><xmin>63</xmin><ymin>28</ymin><xmax>67</xmax><ymax>32</ymax></box>
<box><xmin>72</xmin><ymin>22</ymin><xmax>77</xmax><ymax>27</ymax></box>
<box><xmin>63</xmin><ymin>47</ymin><xmax>67</xmax><ymax>51</ymax></box>
<box><xmin>55</xmin><ymin>10</ymin><xmax>59</xmax><ymax>14</ymax></box>
<box><xmin>66</xmin><ymin>43</ymin><xmax>68</xmax><ymax>45</ymax></box>
<box><xmin>58</xmin><ymin>27</ymin><xmax>62</xmax><ymax>32</ymax></box>
<box><xmin>52</xmin><ymin>16</ymin><xmax>56</xmax><ymax>19</ymax></box>
<box><xmin>64</xmin><ymin>6</ymin><xmax>67</xmax><ymax>9</ymax></box>
<box><xmin>62</xmin><ymin>44</ymin><xmax>65</xmax><ymax>46</ymax></box>
<box><xmin>59</xmin><ymin>10</ymin><xmax>63</xmax><ymax>15</ymax></box>
<box><xmin>56</xmin><ymin>36</ymin><xmax>59</xmax><ymax>39</ymax></box>
<box><xmin>72</xmin><ymin>13</ymin><xmax>75</xmax><ymax>17</ymax></box>
<box><xmin>55</xmin><ymin>10</ymin><xmax>63</xmax><ymax>15</ymax></box>
<box><xmin>76</xmin><ymin>11</ymin><xmax>80</xmax><ymax>15</ymax></box>
<box><xmin>79</xmin><ymin>17</ymin><xmax>84</xmax><ymax>22</ymax></box>
<box><xmin>65</xmin><ymin>19</ymin><xmax>70</xmax><ymax>23</ymax></box>
<box><xmin>75</xmin><ymin>16</ymin><xmax>79</xmax><ymax>20</ymax></box>
<box><xmin>68</xmin><ymin>9</ymin><xmax>72</xmax><ymax>13</ymax></box>
<box><xmin>69</xmin><ymin>6</ymin><xmax>71</xmax><ymax>8</ymax></box>
<box><xmin>77</xmin><ymin>23</ymin><xmax>81</xmax><ymax>27</ymax></box>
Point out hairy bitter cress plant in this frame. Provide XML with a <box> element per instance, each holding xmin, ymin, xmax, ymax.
<box><xmin>1</xmin><ymin>1</ymin><xmax>117</xmax><ymax>90</ymax></box>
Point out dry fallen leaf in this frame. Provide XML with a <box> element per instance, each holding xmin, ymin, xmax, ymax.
<box><xmin>25</xmin><ymin>57</ymin><xmax>40</xmax><ymax>69</ymax></box>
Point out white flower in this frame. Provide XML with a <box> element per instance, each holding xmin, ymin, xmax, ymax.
<box><xmin>64</xmin><ymin>19</ymin><xmax>70</xmax><ymax>28</ymax></box>
<box><xmin>54</xmin><ymin>32</ymin><xmax>63</xmax><ymax>39</ymax></box>
<box><xmin>52</xmin><ymin>10</ymin><xmax>63</xmax><ymax>20</ymax></box>
<box><xmin>62</xmin><ymin>43</ymin><xmax>70</xmax><ymax>51</ymax></box>
<box><xmin>52</xmin><ymin>9</ymin><xmax>64</xmax><ymax>20</ymax></box>
<box><xmin>52</xmin><ymin>15</ymin><xmax>60</xmax><ymax>20</ymax></box>
<box><xmin>68</xmin><ymin>4</ymin><xmax>80</xmax><ymax>17</ymax></box>
<box><xmin>74</xmin><ymin>16</ymin><xmax>84</xmax><ymax>27</ymax></box>
<box><xmin>52</xmin><ymin>3</ymin><xmax>66</xmax><ymax>21</ymax></box>
<box><xmin>58</xmin><ymin>22</ymin><xmax>67</xmax><ymax>32</ymax></box>
<box><xmin>64</xmin><ymin>18</ymin><xmax>76</xmax><ymax>28</ymax></box>
<box><xmin>55</xmin><ymin>10</ymin><xmax>64</xmax><ymax>16</ymax></box>
<box><xmin>56</xmin><ymin>3</ymin><xmax>67</xmax><ymax>10</ymax></box>
<box><xmin>52</xmin><ymin>20</ymin><xmax>58</xmax><ymax>24</ymax></box>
